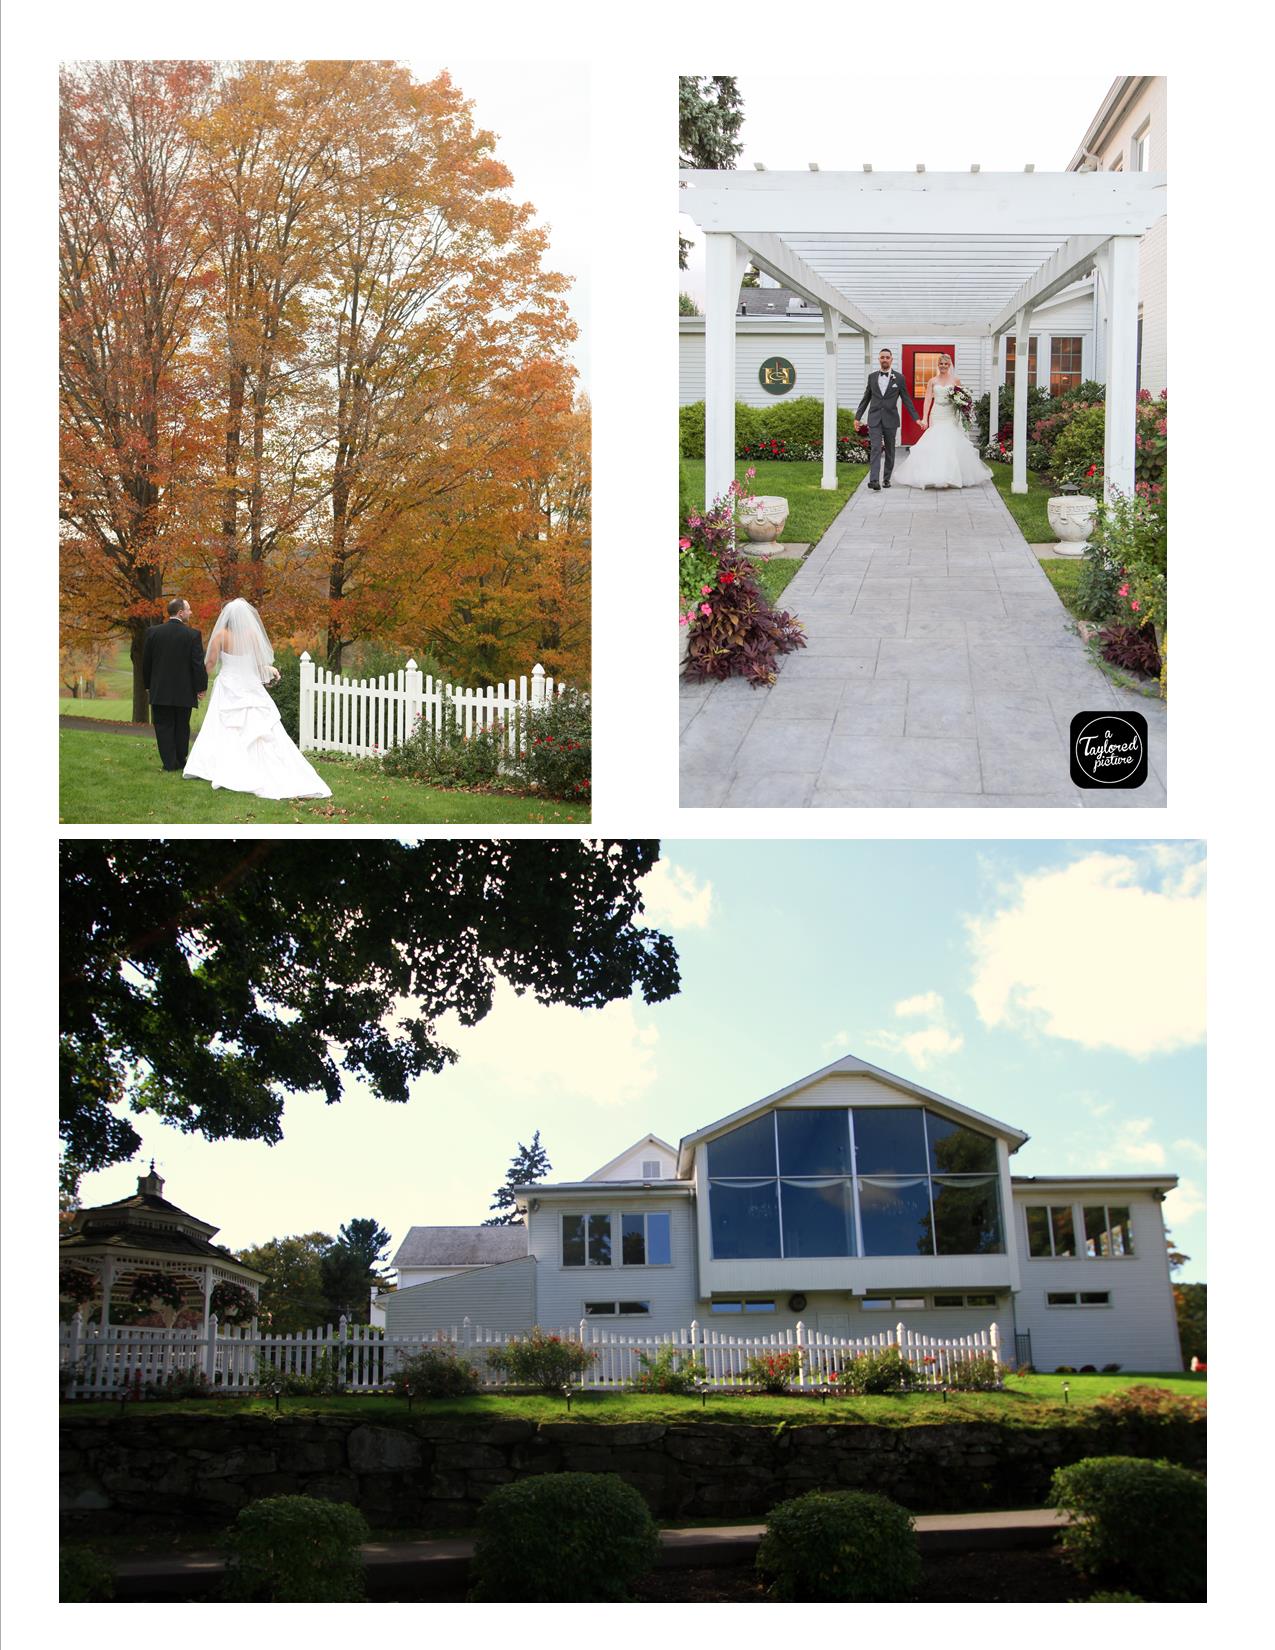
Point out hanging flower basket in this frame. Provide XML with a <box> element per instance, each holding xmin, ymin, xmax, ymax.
<box><xmin>210</xmin><ymin>1281</ymin><xmax>258</xmax><ymax>1322</ymax></box>
<box><xmin>60</xmin><ymin>1268</ymin><xmax>98</xmax><ymax>1306</ymax></box>
<box><xmin>129</xmin><ymin>1271</ymin><xmax>189</xmax><ymax>1313</ymax></box>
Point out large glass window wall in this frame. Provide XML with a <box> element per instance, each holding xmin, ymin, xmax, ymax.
<box><xmin>707</xmin><ymin>1106</ymin><xmax>1005</xmax><ymax>1260</ymax></box>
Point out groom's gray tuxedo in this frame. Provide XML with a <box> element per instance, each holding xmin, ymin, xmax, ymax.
<box><xmin>855</xmin><ymin>368</ymin><xmax>920</xmax><ymax>485</ymax></box>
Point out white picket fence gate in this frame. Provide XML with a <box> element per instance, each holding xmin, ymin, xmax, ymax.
<box><xmin>298</xmin><ymin>654</ymin><xmax>566</xmax><ymax>759</ymax></box>
<box><xmin>59</xmin><ymin>1314</ymin><xmax>999</xmax><ymax>1400</ymax></box>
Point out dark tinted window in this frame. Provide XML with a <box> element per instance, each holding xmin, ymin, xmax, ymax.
<box><xmin>777</xmin><ymin>1108</ymin><xmax>851</xmax><ymax>1176</ymax></box>
<box><xmin>707</xmin><ymin>1114</ymin><xmax>776</xmax><ymax>1177</ymax></box>
<box><xmin>932</xmin><ymin>1176</ymin><xmax>1004</xmax><ymax>1255</ymax></box>
<box><xmin>853</xmin><ymin>1107</ymin><xmax>927</xmax><ymax>1174</ymax></box>
<box><xmin>779</xmin><ymin>1179</ymin><xmax>854</xmax><ymax>1257</ymax></box>
<box><xmin>709</xmin><ymin>1179</ymin><xmax>781</xmax><ymax>1259</ymax></box>
<box><xmin>858</xmin><ymin>1177</ymin><xmax>934</xmax><ymax>1256</ymax></box>
<box><xmin>925</xmin><ymin>1113</ymin><xmax>998</xmax><ymax>1174</ymax></box>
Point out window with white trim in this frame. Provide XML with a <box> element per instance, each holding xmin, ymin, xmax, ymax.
<box><xmin>1133</xmin><ymin>124</ymin><xmax>1150</xmax><ymax>172</ymax></box>
<box><xmin>861</xmin><ymin>1294</ymin><xmax>926</xmax><ymax>1312</ymax></box>
<box><xmin>1025</xmin><ymin>1204</ymin><xmax>1077</xmax><ymax>1258</ymax></box>
<box><xmin>1083</xmin><ymin>1205</ymin><xmax>1135</xmax><ymax>1258</ymax></box>
<box><xmin>934</xmin><ymin>1292</ymin><xmax>999</xmax><ymax>1308</ymax></box>
<box><xmin>562</xmin><ymin>1213</ymin><xmax>612</xmax><ymax>1267</ymax></box>
<box><xmin>621</xmin><ymin>1211</ymin><xmax>672</xmax><ymax>1266</ymax></box>
<box><xmin>1046</xmin><ymin>1291</ymin><xmax>1111</xmax><ymax>1308</ymax></box>
<box><xmin>710</xmin><ymin>1298</ymin><xmax>776</xmax><ymax>1314</ymax></box>
<box><xmin>584</xmin><ymin>1300</ymin><xmax>651</xmax><ymax>1317</ymax></box>
<box><xmin>641</xmin><ymin>1159</ymin><xmax>662</xmax><ymax>1179</ymax></box>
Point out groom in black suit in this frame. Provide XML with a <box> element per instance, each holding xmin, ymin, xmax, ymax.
<box><xmin>142</xmin><ymin>598</ymin><xmax>208</xmax><ymax>772</ymax></box>
<box><xmin>854</xmin><ymin>348</ymin><xmax>920</xmax><ymax>489</ymax></box>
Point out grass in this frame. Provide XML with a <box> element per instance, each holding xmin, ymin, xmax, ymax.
<box><xmin>1040</xmin><ymin>556</ymin><xmax>1086</xmax><ymax>617</ymax></box>
<box><xmin>65</xmin><ymin>1371</ymin><xmax>1204</xmax><ymax>1427</ymax></box>
<box><xmin>59</xmin><ymin>727</ymin><xmax>589</xmax><ymax>825</ymax></box>
<box><xmin>987</xmin><ymin>461</ymin><xmax>1058</xmax><ymax>543</ymax></box>
<box><xmin>681</xmin><ymin>458</ymin><xmax>866</xmax><ymax>548</ymax></box>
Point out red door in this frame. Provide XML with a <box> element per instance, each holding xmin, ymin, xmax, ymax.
<box><xmin>900</xmin><ymin>344</ymin><xmax>956</xmax><ymax>445</ymax></box>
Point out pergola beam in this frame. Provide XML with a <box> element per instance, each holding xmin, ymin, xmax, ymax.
<box><xmin>735</xmin><ymin>231</ymin><xmax>877</xmax><ymax>335</ymax></box>
<box><xmin>680</xmin><ymin>170</ymin><xmax>1166</xmax><ymax>239</ymax></box>
<box><xmin>989</xmin><ymin>233</ymin><xmax>1110</xmax><ymax>336</ymax></box>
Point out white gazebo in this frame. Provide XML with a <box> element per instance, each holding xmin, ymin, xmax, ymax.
<box><xmin>680</xmin><ymin>167</ymin><xmax>1166</xmax><ymax>505</ymax></box>
<box><xmin>59</xmin><ymin>1163</ymin><xmax>264</xmax><ymax>1334</ymax></box>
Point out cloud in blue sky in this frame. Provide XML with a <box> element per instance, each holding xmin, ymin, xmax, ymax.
<box><xmin>966</xmin><ymin>850</ymin><xmax>1205</xmax><ymax>1057</ymax></box>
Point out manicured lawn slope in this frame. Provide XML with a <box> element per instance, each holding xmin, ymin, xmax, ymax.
<box><xmin>59</xmin><ymin>728</ymin><xmax>588</xmax><ymax>825</ymax></box>
<box><xmin>66</xmin><ymin>1370</ymin><xmax>1204</xmax><ymax>1426</ymax></box>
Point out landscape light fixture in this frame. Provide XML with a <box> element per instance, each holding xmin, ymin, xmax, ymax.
<box><xmin>403</xmin><ymin>1381</ymin><xmax>414</xmax><ymax>1414</ymax></box>
<box><xmin>1062</xmin><ymin>1380</ymin><xmax>1071</xmax><ymax>1406</ymax></box>
<box><xmin>270</xmin><ymin>1380</ymin><xmax>283</xmax><ymax>1414</ymax></box>
<box><xmin>561</xmin><ymin>1382</ymin><xmax>574</xmax><ymax>1413</ymax></box>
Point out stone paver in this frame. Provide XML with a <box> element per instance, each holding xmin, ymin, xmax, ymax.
<box><xmin>680</xmin><ymin>472</ymin><xmax>1166</xmax><ymax>809</ymax></box>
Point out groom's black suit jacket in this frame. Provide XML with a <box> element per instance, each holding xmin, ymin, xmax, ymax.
<box><xmin>143</xmin><ymin>618</ymin><xmax>208</xmax><ymax>707</ymax></box>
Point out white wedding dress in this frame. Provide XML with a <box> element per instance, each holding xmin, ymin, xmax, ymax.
<box><xmin>896</xmin><ymin>380</ymin><xmax>993</xmax><ymax>489</ymax></box>
<box><xmin>184</xmin><ymin>650</ymin><xmax>331</xmax><ymax>800</ymax></box>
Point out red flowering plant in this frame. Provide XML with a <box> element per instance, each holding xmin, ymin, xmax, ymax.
<box><xmin>742</xmin><ymin>1348</ymin><xmax>804</xmax><ymax>1394</ymax></box>
<box><xmin>517</xmin><ymin>687</ymin><xmax>590</xmax><ymax>801</ymax></box>
<box><xmin>60</xmin><ymin>1268</ymin><xmax>98</xmax><ymax>1307</ymax></box>
<box><xmin>129</xmin><ymin>1271</ymin><xmax>189</xmax><ymax>1314</ymax></box>
<box><xmin>210</xmin><ymin>1281</ymin><xmax>258</xmax><ymax>1323</ymax></box>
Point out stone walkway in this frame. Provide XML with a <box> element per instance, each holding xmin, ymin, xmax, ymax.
<box><xmin>680</xmin><ymin>472</ymin><xmax>1166</xmax><ymax>808</ymax></box>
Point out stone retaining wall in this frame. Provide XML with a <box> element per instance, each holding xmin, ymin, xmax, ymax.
<box><xmin>61</xmin><ymin>1413</ymin><xmax>1205</xmax><ymax>1529</ymax></box>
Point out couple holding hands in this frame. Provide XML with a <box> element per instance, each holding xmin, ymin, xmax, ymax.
<box><xmin>853</xmin><ymin>348</ymin><xmax>991</xmax><ymax>491</ymax></box>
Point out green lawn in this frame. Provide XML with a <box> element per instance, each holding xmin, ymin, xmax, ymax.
<box><xmin>987</xmin><ymin>462</ymin><xmax>1059</xmax><ymax>543</ymax></box>
<box><xmin>65</xmin><ymin>1371</ymin><xmax>1203</xmax><ymax>1427</ymax></box>
<box><xmin>59</xmin><ymin>727</ymin><xmax>589</xmax><ymax>825</ymax></box>
<box><xmin>1040</xmin><ymin>556</ymin><xmax>1086</xmax><ymax>617</ymax></box>
<box><xmin>681</xmin><ymin>459</ymin><xmax>866</xmax><ymax>548</ymax></box>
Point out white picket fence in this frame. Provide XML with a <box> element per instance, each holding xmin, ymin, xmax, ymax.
<box><xmin>59</xmin><ymin>1313</ymin><xmax>999</xmax><ymax>1400</ymax></box>
<box><xmin>298</xmin><ymin>654</ymin><xmax>566</xmax><ymax>759</ymax></box>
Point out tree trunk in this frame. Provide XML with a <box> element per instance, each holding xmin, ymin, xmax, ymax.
<box><xmin>129</xmin><ymin>617</ymin><xmax>152</xmax><ymax>724</ymax></box>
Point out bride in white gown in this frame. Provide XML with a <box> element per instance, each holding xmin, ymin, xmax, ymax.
<box><xmin>184</xmin><ymin>598</ymin><xmax>332</xmax><ymax>800</ymax></box>
<box><xmin>896</xmin><ymin>355</ymin><xmax>993</xmax><ymax>489</ymax></box>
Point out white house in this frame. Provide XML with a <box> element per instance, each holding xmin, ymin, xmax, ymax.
<box><xmin>384</xmin><ymin>1056</ymin><xmax>1184</xmax><ymax>1372</ymax></box>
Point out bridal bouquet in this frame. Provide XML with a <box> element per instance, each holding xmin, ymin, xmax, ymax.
<box><xmin>948</xmin><ymin>384</ymin><xmax>974</xmax><ymax>428</ymax></box>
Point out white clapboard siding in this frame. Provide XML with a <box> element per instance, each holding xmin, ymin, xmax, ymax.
<box><xmin>299</xmin><ymin>656</ymin><xmax>568</xmax><ymax>759</ymax></box>
<box><xmin>60</xmin><ymin>1313</ymin><xmax>1000</xmax><ymax>1398</ymax></box>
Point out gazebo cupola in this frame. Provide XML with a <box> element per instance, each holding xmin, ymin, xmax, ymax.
<box><xmin>59</xmin><ymin>1164</ymin><xmax>265</xmax><ymax>1332</ymax></box>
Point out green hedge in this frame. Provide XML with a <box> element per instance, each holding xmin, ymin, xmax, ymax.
<box><xmin>756</xmin><ymin>1489</ymin><xmax>921</xmax><ymax>1602</ymax></box>
<box><xmin>679</xmin><ymin>397</ymin><xmax>859</xmax><ymax>459</ymax></box>
<box><xmin>469</xmin><ymin>1473</ymin><xmax>659</xmax><ymax>1601</ymax></box>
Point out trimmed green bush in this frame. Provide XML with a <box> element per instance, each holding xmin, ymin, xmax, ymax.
<box><xmin>224</xmin><ymin>1494</ymin><xmax>370</xmax><ymax>1601</ymax></box>
<box><xmin>680</xmin><ymin>397</ymin><xmax>862</xmax><ymax>461</ymax></box>
<box><xmin>60</xmin><ymin>1545</ymin><xmax>116</xmax><ymax>1602</ymax></box>
<box><xmin>269</xmin><ymin>647</ymin><xmax>302</xmax><ymax>742</ymax></box>
<box><xmin>679</xmin><ymin>400</ymin><xmax>707</xmax><ymax>458</ymax></box>
<box><xmin>1050</xmin><ymin>404</ymin><xmax>1106</xmax><ymax>486</ymax></box>
<box><xmin>1048</xmin><ymin>1455</ymin><xmax>1205</xmax><ymax>1601</ymax></box>
<box><xmin>756</xmin><ymin>1489</ymin><xmax>921</xmax><ymax>1601</ymax></box>
<box><xmin>389</xmin><ymin>1343</ymin><xmax>479</xmax><ymax>1398</ymax></box>
<box><xmin>468</xmin><ymin>1472</ymin><xmax>659</xmax><ymax>1601</ymax></box>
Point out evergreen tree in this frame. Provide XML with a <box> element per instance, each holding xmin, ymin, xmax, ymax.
<box><xmin>484</xmin><ymin>1131</ymin><xmax>552</xmax><ymax>1226</ymax></box>
<box><xmin>319</xmin><ymin>1218</ymin><xmax>393</xmax><ymax>1324</ymax></box>
<box><xmin>678</xmin><ymin>76</ymin><xmax>745</xmax><ymax>270</ymax></box>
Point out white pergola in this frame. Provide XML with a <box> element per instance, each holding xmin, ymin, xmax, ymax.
<box><xmin>680</xmin><ymin>168</ymin><xmax>1166</xmax><ymax>507</ymax></box>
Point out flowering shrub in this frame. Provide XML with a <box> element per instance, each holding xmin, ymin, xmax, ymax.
<box><xmin>837</xmin><ymin>1346</ymin><xmax>916</xmax><ymax>1395</ymax></box>
<box><xmin>632</xmin><ymin>1342</ymin><xmax>708</xmax><ymax>1395</ymax></box>
<box><xmin>944</xmin><ymin>1353</ymin><xmax>1001</xmax><ymax>1392</ymax></box>
<box><xmin>516</xmin><ymin>687</ymin><xmax>590</xmax><ymax>800</ymax></box>
<box><xmin>742</xmin><ymin>1348</ymin><xmax>803</xmax><ymax>1393</ymax></box>
<box><xmin>1085</xmin><ymin>1384</ymin><xmax>1205</xmax><ymax>1457</ymax></box>
<box><xmin>390</xmin><ymin>1343</ymin><xmax>480</xmax><ymax>1398</ymax></box>
<box><xmin>381</xmin><ymin>699</ymin><xmax>506</xmax><ymax>789</ymax></box>
<box><xmin>484</xmin><ymin>1327</ymin><xmax>597</xmax><ymax>1393</ymax></box>
<box><xmin>739</xmin><ymin>436</ymin><xmax>792</xmax><ymax>461</ymax></box>
<box><xmin>1091</xmin><ymin>485</ymin><xmax>1167</xmax><ymax>644</ymax></box>
<box><xmin>255</xmin><ymin>1349</ymin><xmax>344</xmax><ymax>1396</ymax></box>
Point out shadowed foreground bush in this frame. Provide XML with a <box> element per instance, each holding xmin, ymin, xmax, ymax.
<box><xmin>1048</xmin><ymin>1455</ymin><xmax>1205</xmax><ymax>1601</ymax></box>
<box><xmin>756</xmin><ymin>1489</ymin><xmax>921</xmax><ymax>1601</ymax></box>
<box><xmin>468</xmin><ymin>1473</ymin><xmax>659</xmax><ymax>1601</ymax></box>
<box><xmin>224</xmin><ymin>1494</ymin><xmax>370</xmax><ymax>1601</ymax></box>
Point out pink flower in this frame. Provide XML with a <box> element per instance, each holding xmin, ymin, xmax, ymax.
<box><xmin>700</xmin><ymin>602</ymin><xmax>712</xmax><ymax>617</ymax></box>
<box><xmin>1130</xmin><ymin>599</ymin><xmax>1141</xmax><ymax>612</ymax></box>
<box><xmin>678</xmin><ymin>614</ymin><xmax>689</xmax><ymax>627</ymax></box>
<box><xmin>701</xmin><ymin>585</ymin><xmax>712</xmax><ymax>596</ymax></box>
<box><xmin>1118</xmin><ymin>583</ymin><xmax>1129</xmax><ymax>596</ymax></box>
<box><xmin>745</xmin><ymin>466</ymin><xmax>756</xmax><ymax>479</ymax></box>
<box><xmin>678</xmin><ymin>537</ymin><xmax>691</xmax><ymax>550</ymax></box>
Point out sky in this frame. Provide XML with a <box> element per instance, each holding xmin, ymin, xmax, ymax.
<box><xmin>74</xmin><ymin>840</ymin><xmax>1207</xmax><ymax>1281</ymax></box>
<box><xmin>414</xmin><ymin>60</ymin><xmax>591</xmax><ymax>388</ymax></box>
<box><xmin>679</xmin><ymin>73</ymin><xmax>1117</xmax><ymax>306</ymax></box>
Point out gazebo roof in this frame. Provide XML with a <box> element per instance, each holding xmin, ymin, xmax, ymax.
<box><xmin>60</xmin><ymin>1164</ymin><xmax>265</xmax><ymax>1282</ymax></box>
<box><xmin>679</xmin><ymin>168</ymin><xmax>1166</xmax><ymax>336</ymax></box>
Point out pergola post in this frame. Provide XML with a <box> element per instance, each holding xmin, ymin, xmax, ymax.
<box><xmin>201</xmin><ymin>1267</ymin><xmax>215</xmax><ymax>1336</ymax></box>
<box><xmin>704</xmin><ymin>232</ymin><xmax>748</xmax><ymax>507</ymax></box>
<box><xmin>820</xmin><ymin>304</ymin><xmax>839</xmax><ymax>490</ymax></box>
<box><xmin>1103</xmin><ymin>235</ymin><xmax>1140</xmax><ymax>500</ymax></box>
<box><xmin>1011</xmin><ymin>305</ymin><xmax>1034</xmax><ymax>494</ymax></box>
<box><xmin>987</xmin><ymin>333</ymin><xmax>1001</xmax><ymax>449</ymax></box>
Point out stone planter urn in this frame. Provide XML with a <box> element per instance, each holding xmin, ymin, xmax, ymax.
<box><xmin>1046</xmin><ymin>484</ymin><xmax>1098</xmax><ymax>556</ymax></box>
<box><xmin>739</xmin><ymin>495</ymin><xmax>789</xmax><ymax>543</ymax></box>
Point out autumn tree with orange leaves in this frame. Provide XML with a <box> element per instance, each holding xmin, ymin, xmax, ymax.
<box><xmin>59</xmin><ymin>59</ymin><xmax>586</xmax><ymax>718</ymax></box>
